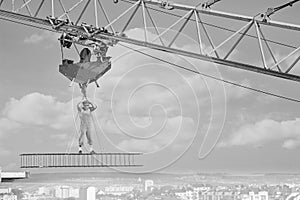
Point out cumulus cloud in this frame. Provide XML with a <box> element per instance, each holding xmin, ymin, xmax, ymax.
<box><xmin>0</xmin><ymin>90</ymin><xmax>197</xmax><ymax>154</ymax></box>
<box><xmin>219</xmin><ymin>118</ymin><xmax>300</xmax><ymax>149</ymax></box>
<box><xmin>24</xmin><ymin>34</ymin><xmax>44</xmax><ymax>44</ymax></box>
<box><xmin>2</xmin><ymin>92</ymin><xmax>79</xmax><ymax>132</ymax></box>
<box><xmin>0</xmin><ymin>118</ymin><xmax>21</xmax><ymax>138</ymax></box>
<box><xmin>282</xmin><ymin>139</ymin><xmax>300</xmax><ymax>149</ymax></box>
<box><xmin>0</xmin><ymin>92</ymin><xmax>82</xmax><ymax>155</ymax></box>
<box><xmin>24</xmin><ymin>31</ymin><xmax>59</xmax><ymax>44</ymax></box>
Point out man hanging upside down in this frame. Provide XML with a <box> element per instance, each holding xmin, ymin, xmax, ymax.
<box><xmin>78</xmin><ymin>48</ymin><xmax>91</xmax><ymax>98</ymax></box>
<box><xmin>77</xmin><ymin>99</ymin><xmax>97</xmax><ymax>154</ymax></box>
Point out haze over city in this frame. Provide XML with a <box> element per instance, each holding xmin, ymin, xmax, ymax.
<box><xmin>0</xmin><ymin>0</ymin><xmax>300</xmax><ymax>185</ymax></box>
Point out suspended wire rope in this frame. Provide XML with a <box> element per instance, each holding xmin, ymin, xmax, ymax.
<box><xmin>263</xmin><ymin>0</ymin><xmax>300</xmax><ymax>18</ymax></box>
<box><xmin>119</xmin><ymin>43</ymin><xmax>300</xmax><ymax>103</ymax></box>
<box><xmin>67</xmin><ymin>84</ymin><xmax>83</xmax><ymax>153</ymax></box>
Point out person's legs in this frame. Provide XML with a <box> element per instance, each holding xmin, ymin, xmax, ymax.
<box><xmin>78</xmin><ymin>125</ymin><xmax>86</xmax><ymax>153</ymax></box>
<box><xmin>86</xmin><ymin>126</ymin><xmax>94</xmax><ymax>153</ymax></box>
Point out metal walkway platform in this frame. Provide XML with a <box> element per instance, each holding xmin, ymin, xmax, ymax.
<box><xmin>0</xmin><ymin>167</ymin><xmax>29</xmax><ymax>182</ymax></box>
<box><xmin>20</xmin><ymin>153</ymin><xmax>142</xmax><ymax>168</ymax></box>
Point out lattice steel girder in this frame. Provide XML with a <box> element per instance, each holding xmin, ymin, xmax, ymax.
<box><xmin>20</xmin><ymin>153</ymin><xmax>143</xmax><ymax>168</ymax></box>
<box><xmin>126</xmin><ymin>0</ymin><xmax>300</xmax><ymax>31</ymax></box>
<box><xmin>0</xmin><ymin>7</ymin><xmax>300</xmax><ymax>82</ymax></box>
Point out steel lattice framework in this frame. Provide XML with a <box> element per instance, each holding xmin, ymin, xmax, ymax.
<box><xmin>0</xmin><ymin>0</ymin><xmax>299</xmax><ymax>82</ymax></box>
<box><xmin>20</xmin><ymin>153</ymin><xmax>143</xmax><ymax>168</ymax></box>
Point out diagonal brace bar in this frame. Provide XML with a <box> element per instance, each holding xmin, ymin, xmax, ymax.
<box><xmin>258</xmin><ymin>25</ymin><xmax>282</xmax><ymax>72</ymax></box>
<box><xmin>285</xmin><ymin>54</ymin><xmax>300</xmax><ymax>73</ymax></box>
<box><xmin>20</xmin><ymin>0</ymin><xmax>32</xmax><ymax>16</ymax></box>
<box><xmin>75</xmin><ymin>0</ymin><xmax>91</xmax><ymax>25</ymax></box>
<box><xmin>141</xmin><ymin>0</ymin><xmax>148</xmax><ymax>42</ymax></box>
<box><xmin>270</xmin><ymin>46</ymin><xmax>300</xmax><ymax>70</ymax></box>
<box><xmin>168</xmin><ymin>10</ymin><xmax>193</xmax><ymax>48</ymax></box>
<box><xmin>152</xmin><ymin>10</ymin><xmax>193</xmax><ymax>43</ymax></box>
<box><xmin>122</xmin><ymin>0</ymin><xmax>141</xmax><ymax>32</ymax></box>
<box><xmin>145</xmin><ymin>4</ymin><xmax>165</xmax><ymax>46</ymax></box>
<box><xmin>223</xmin><ymin>20</ymin><xmax>253</xmax><ymax>60</ymax></box>
<box><xmin>196</xmin><ymin>11</ymin><xmax>219</xmax><ymax>58</ymax></box>
<box><xmin>34</xmin><ymin>0</ymin><xmax>45</xmax><ymax>17</ymax></box>
<box><xmin>59</xmin><ymin>0</ymin><xmax>85</xmax><ymax>21</ymax></box>
<box><xmin>58</xmin><ymin>0</ymin><xmax>71</xmax><ymax>21</ymax></box>
<box><xmin>194</xmin><ymin>10</ymin><xmax>203</xmax><ymax>54</ymax></box>
<box><xmin>208</xmin><ymin>20</ymin><xmax>253</xmax><ymax>56</ymax></box>
<box><xmin>97</xmin><ymin>0</ymin><xmax>115</xmax><ymax>33</ymax></box>
<box><xmin>255</xmin><ymin>21</ymin><xmax>268</xmax><ymax>69</ymax></box>
<box><xmin>105</xmin><ymin>0</ymin><xmax>141</xmax><ymax>30</ymax></box>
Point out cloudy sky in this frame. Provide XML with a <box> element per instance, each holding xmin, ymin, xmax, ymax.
<box><xmin>0</xmin><ymin>0</ymin><xmax>300</xmax><ymax>173</ymax></box>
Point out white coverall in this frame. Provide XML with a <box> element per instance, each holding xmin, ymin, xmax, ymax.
<box><xmin>77</xmin><ymin>102</ymin><xmax>96</xmax><ymax>147</ymax></box>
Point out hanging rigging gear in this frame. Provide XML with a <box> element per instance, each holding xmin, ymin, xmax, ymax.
<box><xmin>58</xmin><ymin>34</ymin><xmax>112</xmax><ymax>93</ymax></box>
<box><xmin>159</xmin><ymin>0</ymin><xmax>174</xmax><ymax>10</ymax></box>
<box><xmin>60</xmin><ymin>33</ymin><xmax>73</xmax><ymax>49</ymax></box>
<box><xmin>261</xmin><ymin>0</ymin><xmax>300</xmax><ymax>21</ymax></box>
<box><xmin>200</xmin><ymin>0</ymin><xmax>222</xmax><ymax>9</ymax></box>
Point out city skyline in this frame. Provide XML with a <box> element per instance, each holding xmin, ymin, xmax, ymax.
<box><xmin>2</xmin><ymin>173</ymin><xmax>300</xmax><ymax>200</ymax></box>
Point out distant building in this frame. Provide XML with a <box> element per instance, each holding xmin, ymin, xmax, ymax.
<box><xmin>104</xmin><ymin>185</ymin><xmax>134</xmax><ymax>196</ymax></box>
<box><xmin>70</xmin><ymin>188</ymin><xmax>79</xmax><ymax>198</ymax></box>
<box><xmin>0</xmin><ymin>194</ymin><xmax>17</xmax><ymax>200</ymax></box>
<box><xmin>241</xmin><ymin>191</ymin><xmax>269</xmax><ymax>200</ymax></box>
<box><xmin>38</xmin><ymin>187</ymin><xmax>51</xmax><ymax>196</ymax></box>
<box><xmin>195</xmin><ymin>187</ymin><xmax>210</xmax><ymax>193</ymax></box>
<box><xmin>0</xmin><ymin>189</ymin><xmax>11</xmax><ymax>195</ymax></box>
<box><xmin>0</xmin><ymin>188</ymin><xmax>17</xmax><ymax>200</ymax></box>
<box><xmin>200</xmin><ymin>190</ymin><xmax>240</xmax><ymax>200</ymax></box>
<box><xmin>80</xmin><ymin>187</ymin><xmax>96</xmax><ymax>200</ymax></box>
<box><xmin>175</xmin><ymin>189</ymin><xmax>199</xmax><ymax>200</ymax></box>
<box><xmin>55</xmin><ymin>186</ymin><xmax>70</xmax><ymax>198</ymax></box>
<box><xmin>145</xmin><ymin>180</ymin><xmax>154</xmax><ymax>192</ymax></box>
<box><xmin>259</xmin><ymin>191</ymin><xmax>269</xmax><ymax>200</ymax></box>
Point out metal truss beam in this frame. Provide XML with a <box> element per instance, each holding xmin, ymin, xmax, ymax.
<box><xmin>0</xmin><ymin>0</ymin><xmax>300</xmax><ymax>83</ymax></box>
<box><xmin>20</xmin><ymin>153</ymin><xmax>142</xmax><ymax>168</ymax></box>
<box><xmin>126</xmin><ymin>0</ymin><xmax>300</xmax><ymax>32</ymax></box>
<box><xmin>1</xmin><ymin>9</ymin><xmax>300</xmax><ymax>82</ymax></box>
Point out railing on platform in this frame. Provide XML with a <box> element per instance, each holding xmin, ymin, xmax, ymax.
<box><xmin>20</xmin><ymin>153</ymin><xmax>143</xmax><ymax>168</ymax></box>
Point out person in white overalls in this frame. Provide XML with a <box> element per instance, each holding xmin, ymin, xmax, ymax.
<box><xmin>77</xmin><ymin>99</ymin><xmax>97</xmax><ymax>154</ymax></box>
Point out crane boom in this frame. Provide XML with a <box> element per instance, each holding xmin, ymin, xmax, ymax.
<box><xmin>0</xmin><ymin>0</ymin><xmax>300</xmax><ymax>82</ymax></box>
